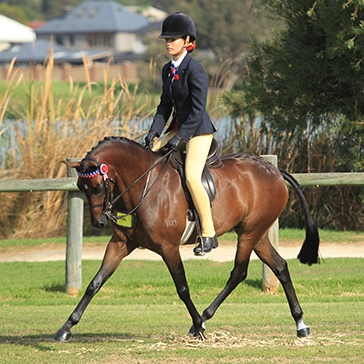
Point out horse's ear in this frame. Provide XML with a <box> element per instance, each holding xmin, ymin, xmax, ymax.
<box><xmin>63</xmin><ymin>160</ymin><xmax>81</xmax><ymax>169</ymax></box>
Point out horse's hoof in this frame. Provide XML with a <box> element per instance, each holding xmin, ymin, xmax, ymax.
<box><xmin>297</xmin><ymin>327</ymin><xmax>310</xmax><ymax>338</ymax></box>
<box><xmin>54</xmin><ymin>328</ymin><xmax>72</xmax><ymax>342</ymax></box>
<box><xmin>188</xmin><ymin>322</ymin><xmax>206</xmax><ymax>335</ymax></box>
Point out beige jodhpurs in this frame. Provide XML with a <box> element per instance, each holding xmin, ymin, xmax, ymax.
<box><xmin>152</xmin><ymin>132</ymin><xmax>215</xmax><ymax>237</ymax></box>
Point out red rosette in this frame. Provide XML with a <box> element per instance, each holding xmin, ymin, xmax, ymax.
<box><xmin>174</xmin><ymin>74</ymin><xmax>180</xmax><ymax>81</ymax></box>
<box><xmin>100</xmin><ymin>164</ymin><xmax>108</xmax><ymax>175</ymax></box>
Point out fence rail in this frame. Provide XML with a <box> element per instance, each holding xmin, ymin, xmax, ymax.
<box><xmin>1</xmin><ymin>171</ymin><xmax>364</xmax><ymax>295</ymax></box>
<box><xmin>1</xmin><ymin>172</ymin><xmax>364</xmax><ymax>192</ymax></box>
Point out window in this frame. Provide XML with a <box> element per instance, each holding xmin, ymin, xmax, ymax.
<box><xmin>86</xmin><ymin>33</ymin><xmax>112</xmax><ymax>48</ymax></box>
<box><xmin>56</xmin><ymin>35</ymin><xmax>64</xmax><ymax>46</ymax></box>
<box><xmin>89</xmin><ymin>7</ymin><xmax>99</xmax><ymax>17</ymax></box>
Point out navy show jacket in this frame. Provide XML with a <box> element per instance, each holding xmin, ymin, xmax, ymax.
<box><xmin>150</xmin><ymin>53</ymin><xmax>216</xmax><ymax>141</ymax></box>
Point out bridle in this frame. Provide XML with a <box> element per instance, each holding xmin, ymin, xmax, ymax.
<box><xmin>77</xmin><ymin>150</ymin><xmax>173</xmax><ymax>228</ymax></box>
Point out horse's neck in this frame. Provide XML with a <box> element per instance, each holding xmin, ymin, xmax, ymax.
<box><xmin>110</xmin><ymin>146</ymin><xmax>160</xmax><ymax>185</ymax></box>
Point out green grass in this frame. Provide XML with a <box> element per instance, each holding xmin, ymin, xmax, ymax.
<box><xmin>0</xmin><ymin>80</ymin><xmax>126</xmax><ymax>104</ymax></box>
<box><xmin>0</xmin><ymin>258</ymin><xmax>363</xmax><ymax>363</ymax></box>
<box><xmin>1</xmin><ymin>301</ymin><xmax>363</xmax><ymax>364</ymax></box>
<box><xmin>0</xmin><ymin>235</ymin><xmax>107</xmax><ymax>250</ymax></box>
<box><xmin>1</xmin><ymin>258</ymin><xmax>363</xmax><ymax>306</ymax></box>
<box><xmin>0</xmin><ymin>230</ymin><xmax>363</xmax><ymax>363</ymax></box>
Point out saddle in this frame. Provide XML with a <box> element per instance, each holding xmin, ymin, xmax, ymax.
<box><xmin>169</xmin><ymin>138</ymin><xmax>222</xmax><ymax>206</ymax></box>
<box><xmin>161</xmin><ymin>138</ymin><xmax>221</xmax><ymax>244</ymax></box>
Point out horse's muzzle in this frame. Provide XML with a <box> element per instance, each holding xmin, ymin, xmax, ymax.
<box><xmin>91</xmin><ymin>214</ymin><xmax>108</xmax><ymax>229</ymax></box>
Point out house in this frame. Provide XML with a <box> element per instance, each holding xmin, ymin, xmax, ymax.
<box><xmin>35</xmin><ymin>1</ymin><xmax>152</xmax><ymax>62</ymax></box>
<box><xmin>0</xmin><ymin>15</ymin><xmax>35</xmax><ymax>51</ymax></box>
<box><xmin>0</xmin><ymin>2</ymin><xmax>164</xmax><ymax>81</ymax></box>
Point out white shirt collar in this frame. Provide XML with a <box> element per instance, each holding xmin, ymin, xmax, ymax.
<box><xmin>171</xmin><ymin>51</ymin><xmax>187</xmax><ymax>68</ymax></box>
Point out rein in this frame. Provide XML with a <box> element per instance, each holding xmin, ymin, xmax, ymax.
<box><xmin>78</xmin><ymin>149</ymin><xmax>173</xmax><ymax>227</ymax></box>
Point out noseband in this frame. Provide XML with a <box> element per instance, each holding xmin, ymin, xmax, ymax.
<box><xmin>77</xmin><ymin>151</ymin><xmax>173</xmax><ymax>228</ymax></box>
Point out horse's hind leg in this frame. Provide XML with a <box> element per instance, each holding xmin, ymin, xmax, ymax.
<box><xmin>254</xmin><ymin>233</ymin><xmax>310</xmax><ymax>337</ymax></box>
<box><xmin>54</xmin><ymin>236</ymin><xmax>136</xmax><ymax>342</ymax></box>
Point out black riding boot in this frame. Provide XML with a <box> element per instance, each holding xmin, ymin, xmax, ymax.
<box><xmin>193</xmin><ymin>235</ymin><xmax>218</xmax><ymax>256</ymax></box>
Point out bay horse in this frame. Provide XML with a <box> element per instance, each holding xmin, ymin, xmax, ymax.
<box><xmin>55</xmin><ymin>136</ymin><xmax>319</xmax><ymax>342</ymax></box>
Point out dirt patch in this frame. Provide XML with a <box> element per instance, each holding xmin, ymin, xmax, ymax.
<box><xmin>0</xmin><ymin>239</ymin><xmax>364</xmax><ymax>262</ymax></box>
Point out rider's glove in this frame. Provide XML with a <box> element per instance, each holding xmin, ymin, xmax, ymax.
<box><xmin>144</xmin><ymin>130</ymin><xmax>158</xmax><ymax>148</ymax></box>
<box><xmin>166</xmin><ymin>135</ymin><xmax>183</xmax><ymax>152</ymax></box>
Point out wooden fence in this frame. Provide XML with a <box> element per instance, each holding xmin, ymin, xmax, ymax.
<box><xmin>1</xmin><ymin>167</ymin><xmax>364</xmax><ymax>296</ymax></box>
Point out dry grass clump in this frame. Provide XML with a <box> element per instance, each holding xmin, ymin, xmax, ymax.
<box><xmin>0</xmin><ymin>54</ymin><xmax>154</xmax><ymax>238</ymax></box>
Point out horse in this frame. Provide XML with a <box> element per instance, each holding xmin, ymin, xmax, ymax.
<box><xmin>55</xmin><ymin>136</ymin><xmax>319</xmax><ymax>342</ymax></box>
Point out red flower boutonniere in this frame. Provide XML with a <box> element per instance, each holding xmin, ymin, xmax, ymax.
<box><xmin>174</xmin><ymin>74</ymin><xmax>180</xmax><ymax>81</ymax></box>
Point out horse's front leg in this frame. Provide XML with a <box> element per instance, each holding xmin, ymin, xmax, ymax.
<box><xmin>54</xmin><ymin>236</ymin><xmax>136</xmax><ymax>342</ymax></box>
<box><xmin>161</xmin><ymin>246</ymin><xmax>206</xmax><ymax>340</ymax></box>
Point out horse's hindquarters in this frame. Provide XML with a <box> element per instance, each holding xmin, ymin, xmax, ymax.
<box><xmin>211</xmin><ymin>156</ymin><xmax>288</xmax><ymax>235</ymax></box>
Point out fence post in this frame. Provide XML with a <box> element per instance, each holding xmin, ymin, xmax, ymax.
<box><xmin>261</xmin><ymin>155</ymin><xmax>279</xmax><ymax>293</ymax></box>
<box><xmin>66</xmin><ymin>159</ymin><xmax>84</xmax><ymax>297</ymax></box>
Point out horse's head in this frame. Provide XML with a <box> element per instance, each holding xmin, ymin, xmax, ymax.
<box><xmin>64</xmin><ymin>157</ymin><xmax>115</xmax><ymax>229</ymax></box>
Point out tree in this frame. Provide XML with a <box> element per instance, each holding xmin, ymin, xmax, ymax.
<box><xmin>41</xmin><ymin>0</ymin><xmax>84</xmax><ymax>20</ymax></box>
<box><xmin>227</xmin><ymin>0</ymin><xmax>364</xmax><ymax>172</ymax></box>
<box><xmin>0</xmin><ymin>2</ymin><xmax>40</xmax><ymax>23</ymax></box>
<box><xmin>222</xmin><ymin>0</ymin><xmax>364</xmax><ymax>230</ymax></box>
<box><xmin>157</xmin><ymin>0</ymin><xmax>272</xmax><ymax>61</ymax></box>
<box><xmin>150</xmin><ymin>0</ymin><xmax>275</xmax><ymax>90</ymax></box>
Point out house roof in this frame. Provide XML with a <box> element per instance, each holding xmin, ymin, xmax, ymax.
<box><xmin>0</xmin><ymin>15</ymin><xmax>36</xmax><ymax>43</ymax></box>
<box><xmin>125</xmin><ymin>6</ymin><xmax>167</xmax><ymax>23</ymax></box>
<box><xmin>35</xmin><ymin>1</ymin><xmax>150</xmax><ymax>35</ymax></box>
<box><xmin>0</xmin><ymin>39</ymin><xmax>111</xmax><ymax>64</ymax></box>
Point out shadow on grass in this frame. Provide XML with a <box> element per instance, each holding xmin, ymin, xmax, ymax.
<box><xmin>0</xmin><ymin>332</ymin><xmax>158</xmax><ymax>350</ymax></box>
<box><xmin>42</xmin><ymin>282</ymin><xmax>66</xmax><ymax>293</ymax></box>
<box><xmin>243</xmin><ymin>278</ymin><xmax>263</xmax><ymax>290</ymax></box>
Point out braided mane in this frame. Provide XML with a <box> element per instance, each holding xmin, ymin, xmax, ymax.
<box><xmin>85</xmin><ymin>136</ymin><xmax>128</xmax><ymax>158</ymax></box>
<box><xmin>87</xmin><ymin>135</ymin><xmax>147</xmax><ymax>157</ymax></box>
<box><xmin>78</xmin><ymin>136</ymin><xmax>142</xmax><ymax>173</ymax></box>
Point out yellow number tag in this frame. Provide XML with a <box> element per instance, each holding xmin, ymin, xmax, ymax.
<box><xmin>116</xmin><ymin>212</ymin><xmax>134</xmax><ymax>228</ymax></box>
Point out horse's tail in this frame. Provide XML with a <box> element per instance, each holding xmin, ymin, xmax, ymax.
<box><xmin>279</xmin><ymin>168</ymin><xmax>320</xmax><ymax>265</ymax></box>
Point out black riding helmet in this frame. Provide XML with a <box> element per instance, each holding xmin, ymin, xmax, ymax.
<box><xmin>159</xmin><ymin>12</ymin><xmax>196</xmax><ymax>41</ymax></box>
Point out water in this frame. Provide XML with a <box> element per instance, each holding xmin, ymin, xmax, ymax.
<box><xmin>0</xmin><ymin>116</ymin><xmax>258</xmax><ymax>169</ymax></box>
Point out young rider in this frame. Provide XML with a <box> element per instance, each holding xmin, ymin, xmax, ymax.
<box><xmin>144</xmin><ymin>12</ymin><xmax>218</xmax><ymax>255</ymax></box>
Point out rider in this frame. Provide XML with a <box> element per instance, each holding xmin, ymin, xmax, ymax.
<box><xmin>144</xmin><ymin>12</ymin><xmax>218</xmax><ymax>255</ymax></box>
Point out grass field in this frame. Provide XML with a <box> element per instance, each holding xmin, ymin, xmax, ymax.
<box><xmin>0</xmin><ymin>231</ymin><xmax>363</xmax><ymax>364</ymax></box>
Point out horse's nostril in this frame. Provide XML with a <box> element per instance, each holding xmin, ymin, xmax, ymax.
<box><xmin>91</xmin><ymin>219</ymin><xmax>105</xmax><ymax>229</ymax></box>
<box><xmin>97</xmin><ymin>222</ymin><xmax>105</xmax><ymax>229</ymax></box>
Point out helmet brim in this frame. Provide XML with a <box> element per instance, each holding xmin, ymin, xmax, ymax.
<box><xmin>158</xmin><ymin>34</ymin><xmax>184</xmax><ymax>39</ymax></box>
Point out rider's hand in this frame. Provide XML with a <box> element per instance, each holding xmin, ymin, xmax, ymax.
<box><xmin>166</xmin><ymin>135</ymin><xmax>183</xmax><ymax>152</ymax></box>
<box><xmin>144</xmin><ymin>130</ymin><xmax>158</xmax><ymax>148</ymax></box>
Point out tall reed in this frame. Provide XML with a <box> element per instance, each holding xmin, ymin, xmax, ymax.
<box><xmin>0</xmin><ymin>54</ymin><xmax>155</xmax><ymax>238</ymax></box>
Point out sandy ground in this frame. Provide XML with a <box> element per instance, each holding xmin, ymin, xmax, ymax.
<box><xmin>1</xmin><ymin>240</ymin><xmax>363</xmax><ymax>263</ymax></box>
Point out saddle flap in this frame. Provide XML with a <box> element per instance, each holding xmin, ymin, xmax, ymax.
<box><xmin>206</xmin><ymin>138</ymin><xmax>222</xmax><ymax>168</ymax></box>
